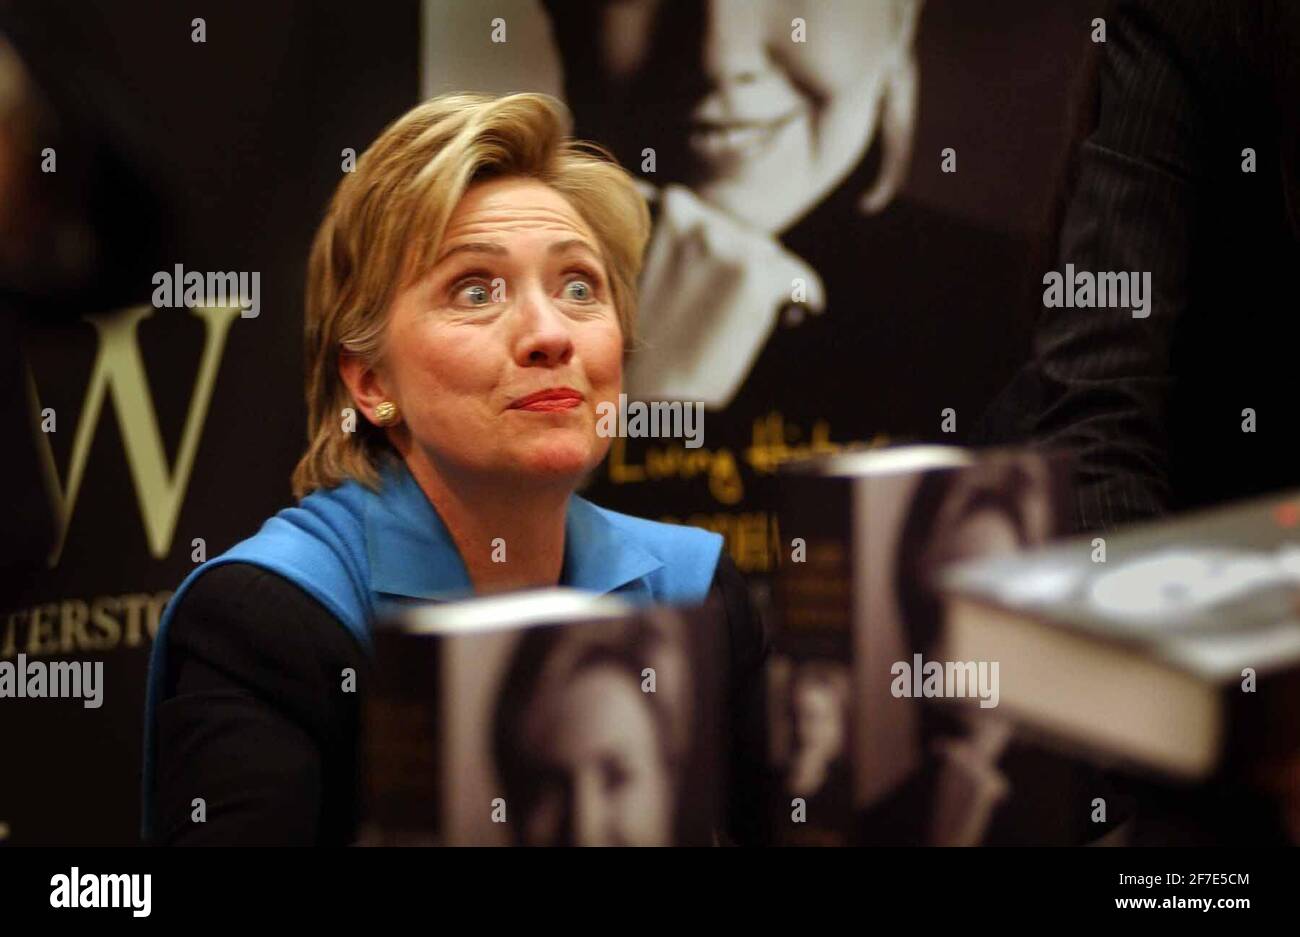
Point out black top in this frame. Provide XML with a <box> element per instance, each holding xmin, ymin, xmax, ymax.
<box><xmin>151</xmin><ymin>554</ymin><xmax>773</xmax><ymax>846</ymax></box>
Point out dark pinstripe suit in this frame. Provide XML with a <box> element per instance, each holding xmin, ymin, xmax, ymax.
<box><xmin>987</xmin><ymin>0</ymin><xmax>1300</xmax><ymax>535</ymax></box>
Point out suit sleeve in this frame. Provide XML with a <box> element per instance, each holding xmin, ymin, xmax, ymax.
<box><xmin>151</xmin><ymin>563</ymin><xmax>365</xmax><ymax>845</ymax></box>
<box><xmin>1027</xmin><ymin>0</ymin><xmax>1227</xmax><ymax>531</ymax></box>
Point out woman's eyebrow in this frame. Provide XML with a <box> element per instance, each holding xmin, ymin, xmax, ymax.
<box><xmin>433</xmin><ymin>238</ymin><xmax>598</xmax><ymax>264</ymax></box>
<box><xmin>548</xmin><ymin>238</ymin><xmax>599</xmax><ymax>258</ymax></box>
<box><xmin>434</xmin><ymin>240</ymin><xmax>509</xmax><ymax>264</ymax></box>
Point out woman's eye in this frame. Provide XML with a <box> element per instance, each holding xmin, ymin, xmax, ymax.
<box><xmin>457</xmin><ymin>283</ymin><xmax>491</xmax><ymax>306</ymax></box>
<box><xmin>563</xmin><ymin>278</ymin><xmax>595</xmax><ymax>302</ymax></box>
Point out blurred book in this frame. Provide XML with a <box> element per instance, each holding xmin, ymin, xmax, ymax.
<box><xmin>940</xmin><ymin>491</ymin><xmax>1300</xmax><ymax>781</ymax></box>
<box><xmin>769</xmin><ymin>445</ymin><xmax>1073</xmax><ymax>845</ymax></box>
<box><xmin>357</xmin><ymin>589</ymin><xmax>721</xmax><ymax>846</ymax></box>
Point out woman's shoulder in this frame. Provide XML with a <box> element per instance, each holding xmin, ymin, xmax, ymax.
<box><xmin>161</xmin><ymin>562</ymin><xmax>365</xmax><ymax>700</ymax></box>
<box><xmin>165</xmin><ymin>562</ymin><xmax>361</xmax><ymax>654</ymax></box>
<box><xmin>169</xmin><ymin>484</ymin><xmax>376</xmax><ymax>646</ymax></box>
<box><xmin>170</xmin><ymin>561</ymin><xmax>334</xmax><ymax>630</ymax></box>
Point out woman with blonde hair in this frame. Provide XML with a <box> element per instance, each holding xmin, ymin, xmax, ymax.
<box><xmin>142</xmin><ymin>91</ymin><xmax>769</xmax><ymax>846</ymax></box>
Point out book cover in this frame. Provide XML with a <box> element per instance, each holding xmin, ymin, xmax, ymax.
<box><xmin>771</xmin><ymin>446</ymin><xmax>1073</xmax><ymax>844</ymax></box>
<box><xmin>359</xmin><ymin>590</ymin><xmax>721</xmax><ymax>846</ymax></box>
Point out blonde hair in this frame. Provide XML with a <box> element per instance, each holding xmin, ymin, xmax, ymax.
<box><xmin>292</xmin><ymin>92</ymin><xmax>651</xmax><ymax>498</ymax></box>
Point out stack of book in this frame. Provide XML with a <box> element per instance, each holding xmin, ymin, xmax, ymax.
<box><xmin>940</xmin><ymin>490</ymin><xmax>1300</xmax><ymax>781</ymax></box>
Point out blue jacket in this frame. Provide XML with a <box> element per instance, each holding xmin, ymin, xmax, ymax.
<box><xmin>141</xmin><ymin>458</ymin><xmax>723</xmax><ymax>840</ymax></box>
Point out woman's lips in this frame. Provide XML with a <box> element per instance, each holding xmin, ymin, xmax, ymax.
<box><xmin>509</xmin><ymin>387</ymin><xmax>584</xmax><ymax>412</ymax></box>
<box><xmin>686</xmin><ymin>109</ymin><xmax>803</xmax><ymax>165</ymax></box>
<box><xmin>516</xmin><ymin>398</ymin><xmax>581</xmax><ymax>412</ymax></box>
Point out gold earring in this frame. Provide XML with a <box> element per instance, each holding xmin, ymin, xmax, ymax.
<box><xmin>373</xmin><ymin>401</ymin><xmax>399</xmax><ymax>426</ymax></box>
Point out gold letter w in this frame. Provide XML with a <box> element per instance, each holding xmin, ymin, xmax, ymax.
<box><xmin>26</xmin><ymin>305</ymin><xmax>241</xmax><ymax>566</ymax></box>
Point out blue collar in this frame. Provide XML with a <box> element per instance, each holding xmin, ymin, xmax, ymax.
<box><xmin>363</xmin><ymin>460</ymin><xmax>665</xmax><ymax>602</ymax></box>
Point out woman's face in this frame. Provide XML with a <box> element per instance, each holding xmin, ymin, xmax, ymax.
<box><xmin>376</xmin><ymin>176</ymin><xmax>623</xmax><ymax>488</ymax></box>
<box><xmin>520</xmin><ymin>665</ymin><xmax>674</xmax><ymax>846</ymax></box>
<box><xmin>549</xmin><ymin>0</ymin><xmax>918</xmax><ymax>232</ymax></box>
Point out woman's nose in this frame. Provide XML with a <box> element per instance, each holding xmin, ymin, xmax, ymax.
<box><xmin>512</xmin><ymin>287</ymin><xmax>574</xmax><ymax>367</ymax></box>
<box><xmin>699</xmin><ymin>0</ymin><xmax>768</xmax><ymax>86</ymax></box>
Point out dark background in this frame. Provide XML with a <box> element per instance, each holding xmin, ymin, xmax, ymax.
<box><xmin>1</xmin><ymin>0</ymin><xmax>421</xmax><ymax>845</ymax></box>
<box><xmin>1</xmin><ymin>0</ymin><xmax>1100</xmax><ymax>844</ymax></box>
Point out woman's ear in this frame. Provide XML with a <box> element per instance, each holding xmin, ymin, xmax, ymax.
<box><xmin>337</xmin><ymin>350</ymin><xmax>395</xmax><ymax>427</ymax></box>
